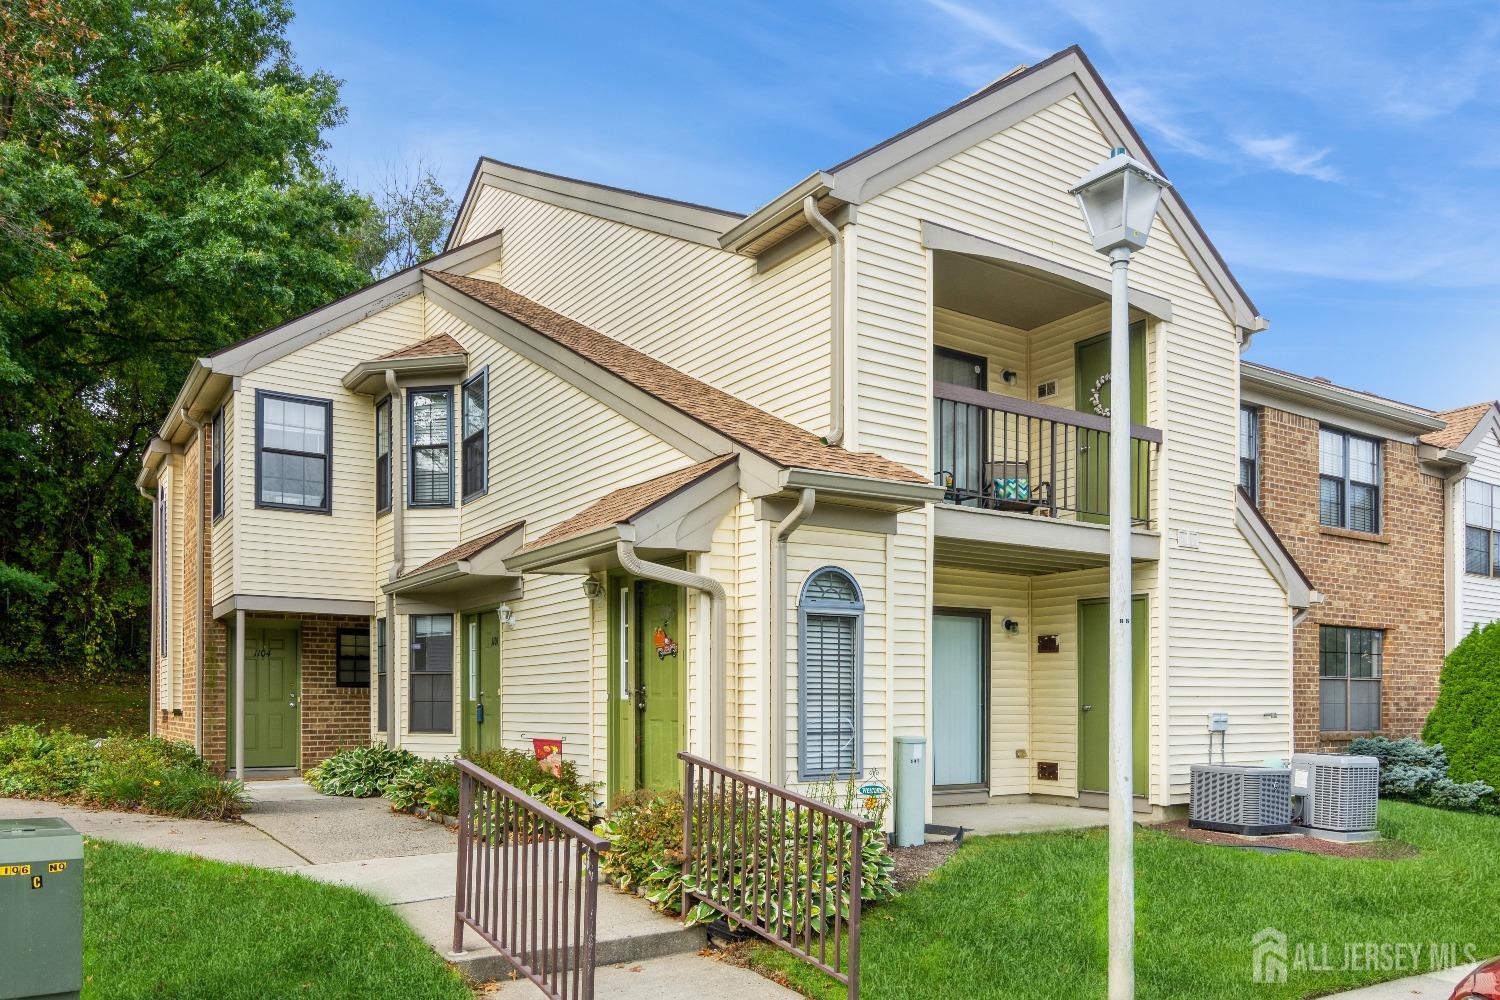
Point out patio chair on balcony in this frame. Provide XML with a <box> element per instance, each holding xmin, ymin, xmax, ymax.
<box><xmin>983</xmin><ymin>460</ymin><xmax>1052</xmax><ymax>515</ymax></box>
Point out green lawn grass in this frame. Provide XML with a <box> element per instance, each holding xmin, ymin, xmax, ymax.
<box><xmin>1</xmin><ymin>672</ymin><xmax>148</xmax><ymax>736</ymax></box>
<box><xmin>83</xmin><ymin>839</ymin><xmax>472</xmax><ymax>1000</ymax></box>
<box><xmin>753</xmin><ymin>802</ymin><xmax>1500</xmax><ymax>999</ymax></box>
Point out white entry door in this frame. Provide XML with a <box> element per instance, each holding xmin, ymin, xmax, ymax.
<box><xmin>933</xmin><ymin>612</ymin><xmax>986</xmax><ymax>788</ymax></box>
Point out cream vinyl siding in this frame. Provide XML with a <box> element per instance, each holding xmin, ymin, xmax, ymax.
<box><xmin>854</xmin><ymin>92</ymin><xmax>1290</xmax><ymax>803</ymax></box>
<box><xmin>211</xmin><ymin>399</ymin><xmax>236</xmax><ymax>605</ymax></box>
<box><xmin>933</xmin><ymin>307</ymin><xmax>1027</xmax><ymax>399</ymax></box>
<box><xmin>1461</xmin><ymin>430</ymin><xmax>1500</xmax><ymax>634</ymax></box>
<box><xmin>933</xmin><ymin>567</ymin><xmax>1030</xmax><ymax>795</ymax></box>
<box><xmin>234</xmin><ymin>296</ymin><xmax>426</xmax><ymax>602</ymax></box>
<box><xmin>734</xmin><ymin>504</ymin><xmax>767</xmax><ymax>776</ymax></box>
<box><xmin>453</xmin><ymin>186</ymin><xmax>834</xmax><ymax>434</ymax></box>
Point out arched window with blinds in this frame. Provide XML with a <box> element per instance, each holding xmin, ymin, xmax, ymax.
<box><xmin>798</xmin><ymin>567</ymin><xmax>864</xmax><ymax>781</ymax></box>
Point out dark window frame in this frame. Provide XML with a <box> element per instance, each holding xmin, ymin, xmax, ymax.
<box><xmin>375</xmin><ymin>396</ymin><xmax>392</xmax><ymax>515</ymax></box>
<box><xmin>1239</xmin><ymin>405</ymin><xmax>1259</xmax><ymax>505</ymax></box>
<box><xmin>797</xmin><ymin>566</ymin><xmax>865</xmax><ymax>781</ymax></box>
<box><xmin>408</xmin><ymin>613</ymin><xmax>454</xmax><ymax>734</ymax></box>
<box><xmin>461</xmin><ymin>368</ymin><xmax>488</xmax><ymax>503</ymax></box>
<box><xmin>1318</xmin><ymin>425</ymin><xmax>1382</xmax><ymax>533</ymax></box>
<box><xmin>1464</xmin><ymin>479</ymin><xmax>1500</xmax><ymax>578</ymax></box>
<box><xmin>406</xmin><ymin>386</ymin><xmax>454</xmax><ymax>508</ymax></box>
<box><xmin>376</xmin><ymin>618</ymin><xmax>388</xmax><ymax>731</ymax></box>
<box><xmin>211</xmin><ymin>404</ymin><xmax>226</xmax><ymax>521</ymax></box>
<box><xmin>336</xmin><ymin>627</ymin><xmax>371</xmax><ymax>689</ymax></box>
<box><xmin>254</xmin><ymin>389</ymin><xmax>333</xmax><ymax>514</ymax></box>
<box><xmin>1318</xmin><ymin>625</ymin><xmax>1383</xmax><ymax>733</ymax></box>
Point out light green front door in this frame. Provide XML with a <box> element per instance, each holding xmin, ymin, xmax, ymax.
<box><xmin>1075</xmin><ymin>323</ymin><xmax>1147</xmax><ymax>524</ymax></box>
<box><xmin>230</xmin><ymin>623</ymin><xmax>300</xmax><ymax>769</ymax></box>
<box><xmin>461</xmin><ymin>612</ymin><xmax>502</xmax><ymax>755</ymax></box>
<box><xmin>1077</xmin><ymin>597</ymin><xmax>1148</xmax><ymax>795</ymax></box>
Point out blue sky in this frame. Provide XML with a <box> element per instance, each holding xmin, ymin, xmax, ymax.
<box><xmin>287</xmin><ymin>1</ymin><xmax>1500</xmax><ymax>411</ymax></box>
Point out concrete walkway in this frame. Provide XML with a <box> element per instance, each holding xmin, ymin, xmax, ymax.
<box><xmin>1322</xmin><ymin>963</ymin><xmax>1481</xmax><ymax>998</ymax></box>
<box><xmin>0</xmin><ymin>782</ymin><xmax>792</xmax><ymax>999</ymax></box>
<box><xmin>931</xmin><ymin>800</ymin><xmax>1113</xmax><ymax>836</ymax></box>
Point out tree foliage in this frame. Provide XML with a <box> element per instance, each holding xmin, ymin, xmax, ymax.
<box><xmin>0</xmin><ymin>0</ymin><xmax>377</xmax><ymax>674</ymax></box>
<box><xmin>1424</xmin><ymin>620</ymin><xmax>1500</xmax><ymax>792</ymax></box>
<box><xmin>353</xmin><ymin>158</ymin><xmax>454</xmax><ymax>278</ymax></box>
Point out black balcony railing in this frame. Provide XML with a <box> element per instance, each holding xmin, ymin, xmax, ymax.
<box><xmin>933</xmin><ymin>382</ymin><xmax>1162</xmax><ymax>527</ymax></box>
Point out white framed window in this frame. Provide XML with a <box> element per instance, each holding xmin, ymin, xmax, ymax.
<box><xmin>798</xmin><ymin>567</ymin><xmax>864</xmax><ymax>780</ymax></box>
<box><xmin>1464</xmin><ymin>480</ymin><xmax>1500</xmax><ymax>577</ymax></box>
<box><xmin>1319</xmin><ymin>626</ymin><xmax>1383</xmax><ymax>732</ymax></box>
<box><xmin>1319</xmin><ymin>427</ymin><xmax>1381</xmax><ymax>533</ymax></box>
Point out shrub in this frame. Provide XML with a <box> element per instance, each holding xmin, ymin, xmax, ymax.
<box><xmin>1347</xmin><ymin>735</ymin><xmax>1495</xmax><ymax>813</ymax></box>
<box><xmin>0</xmin><ymin>724</ymin><xmax>245</xmax><ymax>819</ymax></box>
<box><xmin>467</xmin><ymin>748</ymin><xmax>595</xmax><ymax>825</ymax></box>
<box><xmin>305</xmin><ymin>745</ymin><xmax>419</xmax><ymax>797</ymax></box>
<box><xmin>1424</xmin><ymin>620</ymin><xmax>1500</xmax><ymax>791</ymax></box>
<box><xmin>596</xmin><ymin>790</ymin><xmax>685</xmax><ymax>909</ymax></box>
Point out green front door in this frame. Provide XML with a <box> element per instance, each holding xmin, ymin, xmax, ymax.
<box><xmin>637</xmin><ymin>580</ymin><xmax>683</xmax><ymax>790</ymax></box>
<box><xmin>231</xmin><ymin>623</ymin><xmax>300</xmax><ymax>769</ymax></box>
<box><xmin>461</xmin><ymin>612</ymin><xmax>502</xmax><ymax>755</ymax></box>
<box><xmin>1077</xmin><ymin>597</ymin><xmax>1148</xmax><ymax>795</ymax></box>
<box><xmin>1075</xmin><ymin>323</ymin><xmax>1147</xmax><ymax>523</ymax></box>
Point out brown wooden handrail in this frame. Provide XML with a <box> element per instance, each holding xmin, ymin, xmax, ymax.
<box><xmin>933</xmin><ymin>380</ymin><xmax>1164</xmax><ymax>443</ymax></box>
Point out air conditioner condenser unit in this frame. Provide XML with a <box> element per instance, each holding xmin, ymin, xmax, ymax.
<box><xmin>1290</xmin><ymin>753</ymin><xmax>1379</xmax><ymax>843</ymax></box>
<box><xmin>1189</xmin><ymin>765</ymin><xmax>1293</xmax><ymax>835</ymax></box>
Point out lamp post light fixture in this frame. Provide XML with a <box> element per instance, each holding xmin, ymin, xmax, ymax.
<box><xmin>1068</xmin><ymin>146</ymin><xmax>1170</xmax><ymax>1000</ymax></box>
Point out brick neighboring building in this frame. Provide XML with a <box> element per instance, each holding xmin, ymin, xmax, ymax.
<box><xmin>1241</xmin><ymin>363</ymin><xmax>1464</xmax><ymax>752</ymax></box>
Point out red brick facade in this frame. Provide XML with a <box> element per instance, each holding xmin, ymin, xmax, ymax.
<box><xmin>153</xmin><ymin>424</ymin><xmax>371</xmax><ymax>772</ymax></box>
<box><xmin>1253</xmin><ymin>406</ymin><xmax>1446</xmax><ymax>751</ymax></box>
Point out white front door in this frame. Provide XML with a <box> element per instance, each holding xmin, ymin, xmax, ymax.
<box><xmin>933</xmin><ymin>612</ymin><xmax>986</xmax><ymax>788</ymax></box>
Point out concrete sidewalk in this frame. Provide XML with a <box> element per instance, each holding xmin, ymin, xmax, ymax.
<box><xmin>0</xmin><ymin>782</ymin><xmax>794</xmax><ymax>999</ymax></box>
<box><xmin>1322</xmin><ymin>963</ymin><xmax>1480</xmax><ymax>998</ymax></box>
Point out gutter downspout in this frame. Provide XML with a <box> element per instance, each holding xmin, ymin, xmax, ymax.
<box><xmin>770</xmin><ymin>488</ymin><xmax>815</xmax><ymax>786</ymax></box>
<box><xmin>616</xmin><ymin>538</ymin><xmax>728</xmax><ymax>763</ymax></box>
<box><xmin>383</xmin><ymin>370</ymin><xmax>404</xmax><ymax>749</ymax></box>
<box><xmin>140</xmin><ymin>482</ymin><xmax>157</xmax><ymax>736</ymax></box>
<box><xmin>179</xmin><ymin>409</ymin><xmax>207</xmax><ymax>755</ymax></box>
<box><xmin>802</xmin><ymin>197</ymin><xmax>845</xmax><ymax>447</ymax></box>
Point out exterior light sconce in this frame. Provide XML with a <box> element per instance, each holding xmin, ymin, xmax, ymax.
<box><xmin>1002</xmin><ymin>617</ymin><xmax>1020</xmax><ymax>635</ymax></box>
<box><xmin>1001</xmin><ymin>369</ymin><xmax>1019</xmax><ymax>385</ymax></box>
<box><xmin>496</xmin><ymin>604</ymin><xmax>517</xmax><ymax>628</ymax></box>
<box><xmin>581</xmin><ymin>579</ymin><xmax>605</xmax><ymax>601</ymax></box>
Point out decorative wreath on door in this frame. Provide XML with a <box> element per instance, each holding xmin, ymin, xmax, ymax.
<box><xmin>1089</xmin><ymin>372</ymin><xmax>1112</xmax><ymax>417</ymax></box>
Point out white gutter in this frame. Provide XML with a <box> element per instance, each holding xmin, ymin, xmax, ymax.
<box><xmin>616</xmin><ymin>538</ymin><xmax>728</xmax><ymax>762</ymax></box>
<box><xmin>384</xmin><ymin>369</ymin><xmax>403</xmax><ymax>749</ymax></box>
<box><xmin>179</xmin><ymin>408</ymin><xmax>208</xmax><ymax>754</ymax></box>
<box><xmin>801</xmin><ymin>197</ymin><xmax>845</xmax><ymax>448</ymax></box>
<box><xmin>769</xmin><ymin>487</ymin><xmax>815</xmax><ymax>785</ymax></box>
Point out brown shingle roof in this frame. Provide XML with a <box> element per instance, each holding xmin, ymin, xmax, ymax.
<box><xmin>517</xmin><ymin>456</ymin><xmax>736</xmax><ymax>554</ymax></box>
<box><xmin>1423</xmin><ymin>402</ymin><xmax>1498</xmax><ymax>451</ymax></box>
<box><xmin>377</xmin><ymin>333</ymin><xmax>467</xmax><ymax>361</ymax></box>
<box><xmin>405</xmin><ymin>521</ymin><xmax>523</xmax><ymax>577</ymax></box>
<box><xmin>425</xmin><ymin>271</ymin><xmax>928</xmax><ymax>484</ymax></box>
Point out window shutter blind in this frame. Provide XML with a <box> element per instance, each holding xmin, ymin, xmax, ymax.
<box><xmin>803</xmin><ymin>612</ymin><xmax>857</xmax><ymax>777</ymax></box>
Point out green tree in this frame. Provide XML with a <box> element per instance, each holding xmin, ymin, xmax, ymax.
<box><xmin>0</xmin><ymin>0</ymin><xmax>376</xmax><ymax>675</ymax></box>
<box><xmin>1424</xmin><ymin>621</ymin><xmax>1500</xmax><ymax>791</ymax></box>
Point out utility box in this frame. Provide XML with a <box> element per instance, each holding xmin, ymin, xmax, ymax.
<box><xmin>1</xmin><ymin>818</ymin><xmax>84</xmax><ymax>1000</ymax></box>
<box><xmin>892</xmin><ymin>735</ymin><xmax>926</xmax><ymax>848</ymax></box>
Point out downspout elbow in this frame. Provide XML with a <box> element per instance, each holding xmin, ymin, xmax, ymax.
<box><xmin>802</xmin><ymin>196</ymin><xmax>845</xmax><ymax>447</ymax></box>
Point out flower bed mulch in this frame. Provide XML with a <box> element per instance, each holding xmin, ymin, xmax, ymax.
<box><xmin>1160</xmin><ymin>819</ymin><xmax>1419</xmax><ymax>860</ymax></box>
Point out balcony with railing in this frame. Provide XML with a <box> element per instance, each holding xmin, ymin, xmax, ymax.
<box><xmin>932</xmin><ymin>382</ymin><xmax>1163</xmax><ymax>572</ymax></box>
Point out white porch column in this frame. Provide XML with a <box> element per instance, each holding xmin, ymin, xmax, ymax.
<box><xmin>234</xmin><ymin>608</ymin><xmax>246</xmax><ymax>781</ymax></box>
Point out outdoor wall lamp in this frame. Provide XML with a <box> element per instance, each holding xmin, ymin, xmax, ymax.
<box><xmin>1069</xmin><ymin>145</ymin><xmax>1170</xmax><ymax>1000</ymax></box>
<box><xmin>495</xmin><ymin>604</ymin><xmax>516</xmax><ymax>628</ymax></box>
<box><xmin>1001</xmin><ymin>617</ymin><xmax>1020</xmax><ymax>635</ymax></box>
<box><xmin>581</xmin><ymin>578</ymin><xmax>605</xmax><ymax>601</ymax></box>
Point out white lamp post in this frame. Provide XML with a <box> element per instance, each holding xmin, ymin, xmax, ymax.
<box><xmin>1068</xmin><ymin>147</ymin><xmax>1170</xmax><ymax>1000</ymax></box>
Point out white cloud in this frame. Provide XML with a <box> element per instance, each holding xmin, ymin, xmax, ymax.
<box><xmin>1233</xmin><ymin>133</ymin><xmax>1342</xmax><ymax>182</ymax></box>
<box><xmin>920</xmin><ymin>0</ymin><xmax>1053</xmax><ymax>63</ymax></box>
